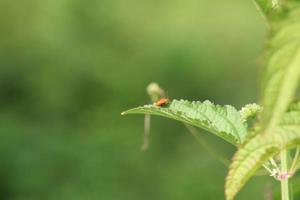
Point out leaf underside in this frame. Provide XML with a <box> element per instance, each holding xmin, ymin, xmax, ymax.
<box><xmin>225</xmin><ymin>100</ymin><xmax>300</xmax><ymax>200</ymax></box>
<box><xmin>122</xmin><ymin>99</ymin><xmax>247</xmax><ymax>145</ymax></box>
<box><xmin>225</xmin><ymin>126</ymin><xmax>300</xmax><ymax>200</ymax></box>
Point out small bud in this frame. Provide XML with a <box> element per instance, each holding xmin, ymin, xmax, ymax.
<box><xmin>146</xmin><ymin>82</ymin><xmax>165</xmax><ymax>102</ymax></box>
<box><xmin>277</xmin><ymin>172</ymin><xmax>291</xmax><ymax>181</ymax></box>
<box><xmin>240</xmin><ymin>103</ymin><xmax>262</xmax><ymax>122</ymax></box>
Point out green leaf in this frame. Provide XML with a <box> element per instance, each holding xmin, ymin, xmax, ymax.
<box><xmin>281</xmin><ymin>110</ymin><xmax>300</xmax><ymax>126</ymax></box>
<box><xmin>280</xmin><ymin>100</ymin><xmax>300</xmax><ymax>126</ymax></box>
<box><xmin>260</xmin><ymin>4</ymin><xmax>300</xmax><ymax>133</ymax></box>
<box><xmin>122</xmin><ymin>100</ymin><xmax>247</xmax><ymax>145</ymax></box>
<box><xmin>225</xmin><ymin>126</ymin><xmax>300</xmax><ymax>200</ymax></box>
<box><xmin>229</xmin><ymin>4</ymin><xmax>300</xmax><ymax>199</ymax></box>
<box><xmin>287</xmin><ymin>100</ymin><xmax>300</xmax><ymax>112</ymax></box>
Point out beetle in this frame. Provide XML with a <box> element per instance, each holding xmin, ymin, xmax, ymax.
<box><xmin>154</xmin><ymin>98</ymin><xmax>169</xmax><ymax>107</ymax></box>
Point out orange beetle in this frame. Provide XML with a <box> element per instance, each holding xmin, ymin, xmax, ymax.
<box><xmin>154</xmin><ymin>98</ymin><xmax>169</xmax><ymax>107</ymax></box>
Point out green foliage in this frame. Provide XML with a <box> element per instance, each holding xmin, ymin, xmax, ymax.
<box><xmin>260</xmin><ymin>1</ymin><xmax>300</xmax><ymax>133</ymax></box>
<box><xmin>225</xmin><ymin>126</ymin><xmax>300</xmax><ymax>200</ymax></box>
<box><xmin>1</xmin><ymin>0</ymin><xmax>265</xmax><ymax>199</ymax></box>
<box><xmin>282</xmin><ymin>101</ymin><xmax>300</xmax><ymax>126</ymax></box>
<box><xmin>124</xmin><ymin>1</ymin><xmax>300</xmax><ymax>200</ymax></box>
<box><xmin>226</xmin><ymin>1</ymin><xmax>300</xmax><ymax>199</ymax></box>
<box><xmin>122</xmin><ymin>100</ymin><xmax>247</xmax><ymax>145</ymax></box>
<box><xmin>225</xmin><ymin>100</ymin><xmax>300</xmax><ymax>200</ymax></box>
<box><xmin>281</xmin><ymin>109</ymin><xmax>300</xmax><ymax>126</ymax></box>
<box><xmin>0</xmin><ymin>0</ymin><xmax>268</xmax><ymax>199</ymax></box>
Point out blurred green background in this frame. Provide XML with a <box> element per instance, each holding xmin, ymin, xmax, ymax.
<box><xmin>0</xmin><ymin>0</ymin><xmax>283</xmax><ymax>199</ymax></box>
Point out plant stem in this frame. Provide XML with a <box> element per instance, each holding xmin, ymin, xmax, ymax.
<box><xmin>281</xmin><ymin>150</ymin><xmax>292</xmax><ymax>200</ymax></box>
<box><xmin>290</xmin><ymin>147</ymin><xmax>300</xmax><ymax>173</ymax></box>
<box><xmin>141</xmin><ymin>114</ymin><xmax>151</xmax><ymax>151</ymax></box>
<box><xmin>270</xmin><ymin>157</ymin><xmax>280</xmax><ymax>171</ymax></box>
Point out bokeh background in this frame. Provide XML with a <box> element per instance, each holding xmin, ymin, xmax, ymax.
<box><xmin>0</xmin><ymin>0</ymin><xmax>291</xmax><ymax>199</ymax></box>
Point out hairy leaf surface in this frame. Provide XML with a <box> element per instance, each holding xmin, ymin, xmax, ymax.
<box><xmin>229</xmin><ymin>3</ymin><xmax>300</xmax><ymax>199</ymax></box>
<box><xmin>261</xmin><ymin>2</ymin><xmax>300</xmax><ymax>133</ymax></box>
<box><xmin>122</xmin><ymin>100</ymin><xmax>247</xmax><ymax>145</ymax></box>
<box><xmin>225</xmin><ymin>126</ymin><xmax>300</xmax><ymax>200</ymax></box>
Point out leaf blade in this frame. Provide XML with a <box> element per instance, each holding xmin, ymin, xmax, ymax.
<box><xmin>225</xmin><ymin>126</ymin><xmax>300</xmax><ymax>200</ymax></box>
<box><xmin>261</xmin><ymin>4</ymin><xmax>300</xmax><ymax>133</ymax></box>
<box><xmin>122</xmin><ymin>100</ymin><xmax>247</xmax><ymax>145</ymax></box>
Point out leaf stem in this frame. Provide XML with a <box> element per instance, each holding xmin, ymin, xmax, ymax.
<box><xmin>290</xmin><ymin>147</ymin><xmax>300</xmax><ymax>173</ymax></box>
<box><xmin>270</xmin><ymin>157</ymin><xmax>280</xmax><ymax>172</ymax></box>
<box><xmin>280</xmin><ymin>150</ymin><xmax>292</xmax><ymax>200</ymax></box>
<box><xmin>262</xmin><ymin>163</ymin><xmax>273</xmax><ymax>174</ymax></box>
<box><xmin>141</xmin><ymin>114</ymin><xmax>151</xmax><ymax>151</ymax></box>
